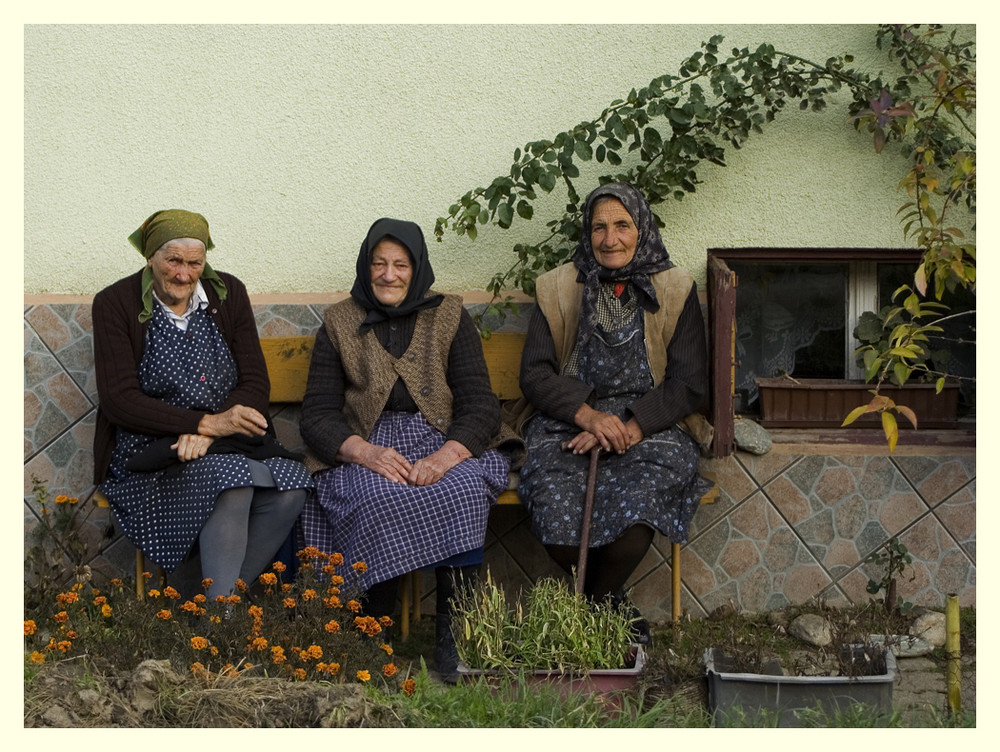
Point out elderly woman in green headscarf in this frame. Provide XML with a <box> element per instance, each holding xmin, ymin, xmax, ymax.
<box><xmin>92</xmin><ymin>209</ymin><xmax>312</xmax><ymax>601</ymax></box>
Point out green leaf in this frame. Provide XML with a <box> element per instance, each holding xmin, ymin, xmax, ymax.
<box><xmin>497</xmin><ymin>203</ymin><xmax>513</xmax><ymax>228</ymax></box>
<box><xmin>516</xmin><ymin>200</ymin><xmax>533</xmax><ymax>220</ymax></box>
<box><xmin>573</xmin><ymin>140</ymin><xmax>593</xmax><ymax>160</ymax></box>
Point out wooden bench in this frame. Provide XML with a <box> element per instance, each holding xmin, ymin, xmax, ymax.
<box><xmin>97</xmin><ymin>331</ymin><xmax>717</xmax><ymax>628</ymax></box>
<box><xmin>261</xmin><ymin>332</ymin><xmax>717</xmax><ymax>635</ymax></box>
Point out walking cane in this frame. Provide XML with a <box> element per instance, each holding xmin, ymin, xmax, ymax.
<box><xmin>561</xmin><ymin>443</ymin><xmax>602</xmax><ymax>595</ymax></box>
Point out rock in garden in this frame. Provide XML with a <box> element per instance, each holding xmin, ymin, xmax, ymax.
<box><xmin>734</xmin><ymin>418</ymin><xmax>772</xmax><ymax>455</ymax></box>
<box><xmin>130</xmin><ymin>659</ymin><xmax>184</xmax><ymax>714</ymax></box>
<box><xmin>789</xmin><ymin>613</ymin><xmax>832</xmax><ymax>647</ymax></box>
<box><xmin>910</xmin><ymin>611</ymin><xmax>947</xmax><ymax>647</ymax></box>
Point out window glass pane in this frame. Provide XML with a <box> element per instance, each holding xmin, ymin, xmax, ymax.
<box><xmin>730</xmin><ymin>262</ymin><xmax>847</xmax><ymax>411</ymax></box>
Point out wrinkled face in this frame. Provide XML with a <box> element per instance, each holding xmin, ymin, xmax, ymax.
<box><xmin>147</xmin><ymin>238</ymin><xmax>206</xmax><ymax>311</ymax></box>
<box><xmin>370</xmin><ymin>238</ymin><xmax>413</xmax><ymax>307</ymax></box>
<box><xmin>590</xmin><ymin>198</ymin><xmax>638</xmax><ymax>270</ymax></box>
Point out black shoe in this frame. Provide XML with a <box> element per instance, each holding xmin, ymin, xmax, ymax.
<box><xmin>434</xmin><ymin>615</ymin><xmax>460</xmax><ymax>684</ymax></box>
<box><xmin>610</xmin><ymin>590</ymin><xmax>652</xmax><ymax>647</ymax></box>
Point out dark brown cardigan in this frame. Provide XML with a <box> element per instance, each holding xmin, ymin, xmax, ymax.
<box><xmin>91</xmin><ymin>269</ymin><xmax>271</xmax><ymax>484</ymax></box>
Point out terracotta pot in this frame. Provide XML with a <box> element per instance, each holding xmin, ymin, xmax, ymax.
<box><xmin>754</xmin><ymin>378</ymin><xmax>960</xmax><ymax>429</ymax></box>
<box><xmin>456</xmin><ymin>644</ymin><xmax>646</xmax><ymax>699</ymax></box>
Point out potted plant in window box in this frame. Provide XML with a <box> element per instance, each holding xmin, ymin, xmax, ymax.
<box><xmin>451</xmin><ymin>571</ymin><xmax>646</xmax><ymax>697</ymax></box>
<box><xmin>755</xmin><ymin>294</ymin><xmax>960</xmax><ymax>433</ymax></box>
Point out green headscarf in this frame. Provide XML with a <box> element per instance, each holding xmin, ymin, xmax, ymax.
<box><xmin>127</xmin><ymin>209</ymin><xmax>228</xmax><ymax>322</ymax></box>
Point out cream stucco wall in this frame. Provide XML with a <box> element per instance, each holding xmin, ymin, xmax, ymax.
<box><xmin>25</xmin><ymin>24</ymin><xmax>945</xmax><ymax>295</ymax></box>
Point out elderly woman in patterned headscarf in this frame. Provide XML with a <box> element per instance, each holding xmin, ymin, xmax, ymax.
<box><xmin>517</xmin><ymin>183</ymin><xmax>714</xmax><ymax>643</ymax></box>
<box><xmin>298</xmin><ymin>217</ymin><xmax>518</xmax><ymax>681</ymax></box>
<box><xmin>92</xmin><ymin>210</ymin><xmax>312</xmax><ymax>602</ymax></box>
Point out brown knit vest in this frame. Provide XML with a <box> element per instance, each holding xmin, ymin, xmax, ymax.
<box><xmin>323</xmin><ymin>294</ymin><xmax>463</xmax><ymax>442</ymax></box>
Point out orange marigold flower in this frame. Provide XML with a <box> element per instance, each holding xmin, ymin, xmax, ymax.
<box><xmin>330</xmin><ymin>575</ymin><xmax>345</xmax><ymax>586</ymax></box>
<box><xmin>380</xmin><ymin>643</ymin><xmax>393</xmax><ymax>655</ymax></box>
<box><xmin>302</xmin><ymin>589</ymin><xmax>318</xmax><ymax>601</ymax></box>
<box><xmin>29</xmin><ymin>651</ymin><xmax>46</xmax><ymax>665</ymax></box>
<box><xmin>307</xmin><ymin>645</ymin><xmax>323</xmax><ymax>659</ymax></box>
<box><xmin>293</xmin><ymin>668</ymin><xmax>306</xmax><ymax>681</ymax></box>
<box><xmin>324</xmin><ymin>620</ymin><xmax>340</xmax><ymax>634</ymax></box>
<box><xmin>347</xmin><ymin>600</ymin><xmax>361</xmax><ymax>613</ymax></box>
<box><xmin>248</xmin><ymin>605</ymin><xmax>263</xmax><ymax>619</ymax></box>
<box><xmin>56</xmin><ymin>640</ymin><xmax>72</xmax><ymax>654</ymax></box>
<box><xmin>321</xmin><ymin>564</ymin><xmax>336</xmax><ymax>575</ymax></box>
<box><xmin>101</xmin><ymin>604</ymin><xmax>112</xmax><ymax>618</ymax></box>
<box><xmin>352</xmin><ymin>561</ymin><xmax>368</xmax><ymax>573</ymax></box>
<box><xmin>54</xmin><ymin>611</ymin><xmax>69</xmax><ymax>623</ymax></box>
<box><xmin>235</xmin><ymin>579</ymin><xmax>247</xmax><ymax>592</ymax></box>
<box><xmin>401</xmin><ymin>678</ymin><xmax>416</xmax><ymax>696</ymax></box>
<box><xmin>147</xmin><ymin>589</ymin><xmax>161</xmax><ymax>598</ymax></box>
<box><xmin>66</xmin><ymin>630</ymin><xmax>78</xmax><ymax>639</ymax></box>
<box><xmin>330</xmin><ymin>553</ymin><xmax>344</xmax><ymax>565</ymax></box>
<box><xmin>111</xmin><ymin>578</ymin><xmax>123</xmax><ymax>587</ymax></box>
<box><xmin>193</xmin><ymin>593</ymin><xmax>206</xmax><ymax>603</ymax></box>
<box><xmin>180</xmin><ymin>601</ymin><xmax>199</xmax><ymax>613</ymax></box>
<box><xmin>271</xmin><ymin>561</ymin><xmax>286</xmax><ymax>573</ymax></box>
<box><xmin>283</xmin><ymin>597</ymin><xmax>296</xmax><ymax>609</ymax></box>
<box><xmin>142</xmin><ymin>571</ymin><xmax>152</xmax><ymax>580</ymax></box>
<box><xmin>201</xmin><ymin>577</ymin><xmax>213</xmax><ymax>589</ymax></box>
<box><xmin>226</xmin><ymin>594</ymin><xmax>242</xmax><ymax>605</ymax></box>
<box><xmin>259</xmin><ymin>572</ymin><xmax>278</xmax><ymax>586</ymax></box>
<box><xmin>325</xmin><ymin>662</ymin><xmax>341</xmax><ymax>675</ymax></box>
<box><xmin>356</xmin><ymin>670</ymin><xmax>371</xmax><ymax>682</ymax></box>
<box><xmin>56</xmin><ymin>591</ymin><xmax>79</xmax><ymax>606</ymax></box>
<box><xmin>242</xmin><ymin>663</ymin><xmax>254</xmax><ymax>671</ymax></box>
<box><xmin>282</xmin><ymin>583</ymin><xmax>292</xmax><ymax>593</ymax></box>
<box><xmin>382</xmin><ymin>663</ymin><xmax>398</xmax><ymax>677</ymax></box>
<box><xmin>156</xmin><ymin>609</ymin><xmax>172</xmax><ymax>620</ymax></box>
<box><xmin>210</xmin><ymin>615</ymin><xmax>221</xmax><ymax>623</ymax></box>
<box><xmin>250</xmin><ymin>637</ymin><xmax>268</xmax><ymax>651</ymax></box>
<box><xmin>93</xmin><ymin>596</ymin><xmax>107</xmax><ymax>606</ymax></box>
<box><xmin>379</xmin><ymin>615</ymin><xmax>394</xmax><ymax>628</ymax></box>
<box><xmin>298</xmin><ymin>546</ymin><xmax>321</xmax><ymax>561</ymax></box>
<box><xmin>190</xmin><ymin>636</ymin><xmax>209</xmax><ymax>650</ymax></box>
<box><xmin>190</xmin><ymin>662</ymin><xmax>206</xmax><ymax>676</ymax></box>
<box><xmin>222</xmin><ymin>664</ymin><xmax>238</xmax><ymax>678</ymax></box>
<box><xmin>164</xmin><ymin>586</ymin><xmax>180</xmax><ymax>599</ymax></box>
<box><xmin>324</xmin><ymin>595</ymin><xmax>342</xmax><ymax>609</ymax></box>
<box><xmin>210</xmin><ymin>646</ymin><xmax>219</xmax><ymax>656</ymax></box>
<box><xmin>24</xmin><ymin>620</ymin><xmax>36</xmax><ymax>636</ymax></box>
<box><xmin>54</xmin><ymin>494</ymin><xmax>69</xmax><ymax>504</ymax></box>
<box><xmin>271</xmin><ymin>647</ymin><xmax>286</xmax><ymax>665</ymax></box>
<box><xmin>327</xmin><ymin>586</ymin><xmax>341</xmax><ymax>596</ymax></box>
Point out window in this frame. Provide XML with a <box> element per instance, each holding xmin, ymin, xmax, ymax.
<box><xmin>707</xmin><ymin>248</ymin><xmax>974</xmax><ymax>457</ymax></box>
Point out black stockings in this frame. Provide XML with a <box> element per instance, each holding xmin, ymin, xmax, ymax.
<box><xmin>545</xmin><ymin>524</ymin><xmax>654</xmax><ymax>600</ymax></box>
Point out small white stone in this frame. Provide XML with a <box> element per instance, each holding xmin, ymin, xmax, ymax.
<box><xmin>910</xmin><ymin>611</ymin><xmax>947</xmax><ymax>647</ymax></box>
<box><xmin>789</xmin><ymin>613</ymin><xmax>832</xmax><ymax>647</ymax></box>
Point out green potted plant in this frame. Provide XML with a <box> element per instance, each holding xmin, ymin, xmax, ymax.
<box><xmin>451</xmin><ymin>571</ymin><xmax>645</xmax><ymax>694</ymax></box>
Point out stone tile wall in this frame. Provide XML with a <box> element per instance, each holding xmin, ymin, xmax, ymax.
<box><xmin>24</xmin><ymin>299</ymin><xmax>975</xmax><ymax>619</ymax></box>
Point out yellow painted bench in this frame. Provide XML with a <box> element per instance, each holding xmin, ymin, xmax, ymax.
<box><xmin>262</xmin><ymin>332</ymin><xmax>717</xmax><ymax>634</ymax></box>
<box><xmin>98</xmin><ymin>331</ymin><xmax>717</xmax><ymax>629</ymax></box>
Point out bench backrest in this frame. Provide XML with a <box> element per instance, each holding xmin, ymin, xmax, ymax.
<box><xmin>260</xmin><ymin>332</ymin><xmax>527</xmax><ymax>403</ymax></box>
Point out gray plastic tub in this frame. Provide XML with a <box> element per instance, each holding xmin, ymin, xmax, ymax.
<box><xmin>704</xmin><ymin>646</ymin><xmax>896</xmax><ymax>726</ymax></box>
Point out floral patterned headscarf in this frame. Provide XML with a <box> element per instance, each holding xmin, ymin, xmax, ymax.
<box><xmin>570</xmin><ymin>182</ymin><xmax>674</xmax><ymax>343</ymax></box>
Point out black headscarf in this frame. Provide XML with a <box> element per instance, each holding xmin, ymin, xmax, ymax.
<box><xmin>570</xmin><ymin>182</ymin><xmax>674</xmax><ymax>344</ymax></box>
<box><xmin>350</xmin><ymin>218</ymin><xmax>444</xmax><ymax>334</ymax></box>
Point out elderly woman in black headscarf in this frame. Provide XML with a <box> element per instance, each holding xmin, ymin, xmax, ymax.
<box><xmin>517</xmin><ymin>183</ymin><xmax>714</xmax><ymax>641</ymax></box>
<box><xmin>93</xmin><ymin>210</ymin><xmax>312</xmax><ymax>602</ymax></box>
<box><xmin>298</xmin><ymin>217</ymin><xmax>516</xmax><ymax>679</ymax></box>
